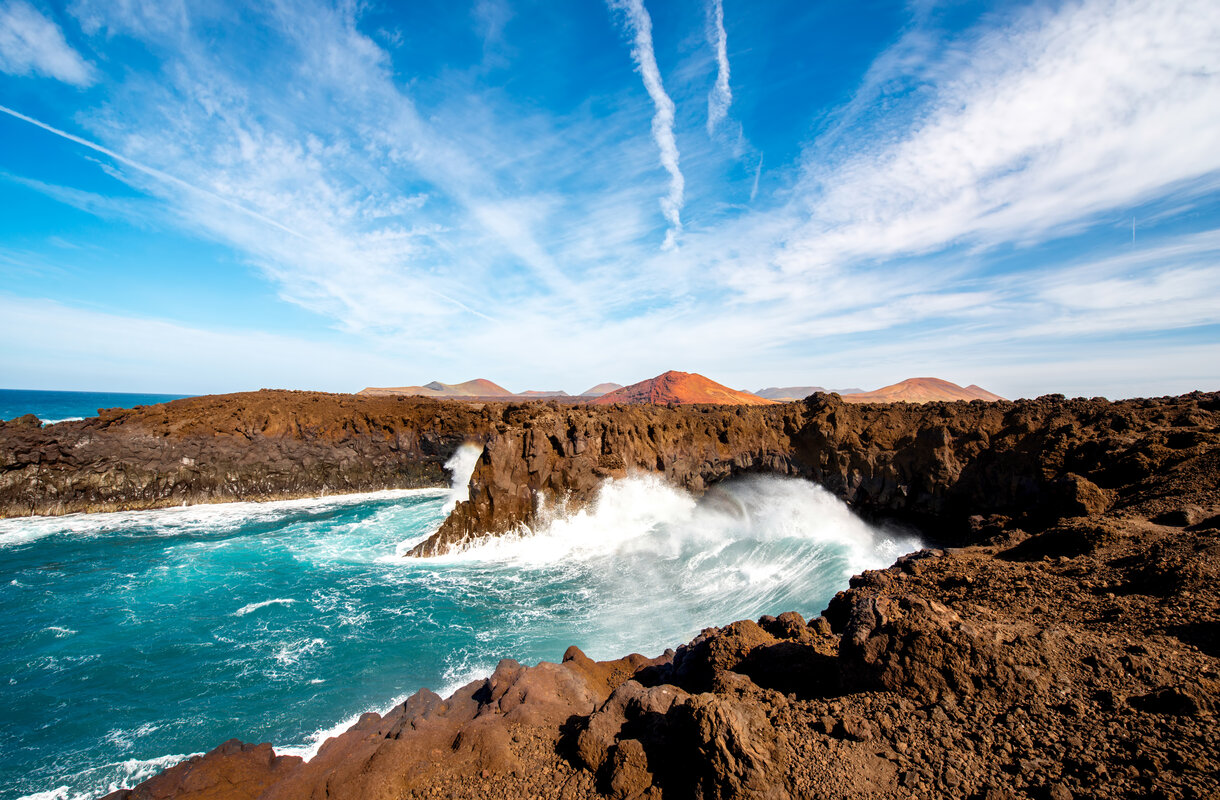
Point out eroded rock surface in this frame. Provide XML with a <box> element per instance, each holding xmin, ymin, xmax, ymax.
<box><xmin>7</xmin><ymin>390</ymin><xmax>1219</xmax><ymax>798</ymax></box>
<box><xmin>108</xmin><ymin>505</ymin><xmax>1220</xmax><ymax>799</ymax></box>
<box><xmin>418</xmin><ymin>391</ymin><xmax>1220</xmax><ymax>554</ymax></box>
<box><xmin>0</xmin><ymin>390</ymin><xmax>489</xmax><ymax>516</ymax></box>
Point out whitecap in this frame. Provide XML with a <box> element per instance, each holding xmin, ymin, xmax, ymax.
<box><xmin>45</xmin><ymin>626</ymin><xmax>77</xmax><ymax>637</ymax></box>
<box><xmin>274</xmin><ymin>637</ymin><xmax>326</xmax><ymax>667</ymax></box>
<box><xmin>276</xmin><ymin>691</ymin><xmax>410</xmax><ymax>762</ymax></box>
<box><xmin>234</xmin><ymin>598</ymin><xmax>297</xmax><ymax>617</ymax></box>
<box><xmin>0</xmin><ymin>487</ymin><xmax>447</xmax><ymax>549</ymax></box>
<box><xmin>16</xmin><ymin>788</ymin><xmax>84</xmax><ymax>800</ymax></box>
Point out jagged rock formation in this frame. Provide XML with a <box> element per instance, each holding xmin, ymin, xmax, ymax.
<box><xmin>108</xmin><ymin>500</ymin><xmax>1219</xmax><ymax>799</ymax></box>
<box><xmin>414</xmin><ymin>391</ymin><xmax>1218</xmax><ymax>555</ymax></box>
<box><xmin>0</xmin><ymin>390</ymin><xmax>490</xmax><ymax>517</ymax></box>
<box><xmin>7</xmin><ymin>389</ymin><xmax>1217</xmax><ymax>798</ymax></box>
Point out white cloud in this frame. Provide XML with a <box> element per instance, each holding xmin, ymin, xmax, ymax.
<box><xmin>3</xmin><ymin>0</ymin><xmax>1218</xmax><ymax>399</ymax></box>
<box><xmin>609</xmin><ymin>0</ymin><xmax>685</xmax><ymax>250</ymax></box>
<box><xmin>779</xmin><ymin>0</ymin><xmax>1220</xmax><ymax>273</ymax></box>
<box><xmin>705</xmin><ymin>0</ymin><xmax>731</xmax><ymax>135</ymax></box>
<box><xmin>0</xmin><ymin>1</ymin><xmax>94</xmax><ymax>85</ymax></box>
<box><xmin>0</xmin><ymin>295</ymin><xmax>406</xmax><ymax>394</ymax></box>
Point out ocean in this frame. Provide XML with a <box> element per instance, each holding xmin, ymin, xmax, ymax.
<box><xmin>0</xmin><ymin>389</ymin><xmax>193</xmax><ymax>425</ymax></box>
<box><xmin>0</xmin><ymin>441</ymin><xmax>919</xmax><ymax>800</ymax></box>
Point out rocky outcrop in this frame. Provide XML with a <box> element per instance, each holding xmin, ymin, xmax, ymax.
<box><xmin>414</xmin><ymin>391</ymin><xmax>1220</xmax><ymax>555</ymax></box>
<box><xmin>16</xmin><ymin>389</ymin><xmax>1216</xmax><ymax>798</ymax></box>
<box><xmin>5</xmin><ymin>390</ymin><xmax>1217</xmax><ymax>557</ymax></box>
<box><xmin>110</xmin><ymin>500</ymin><xmax>1220</xmax><ymax>799</ymax></box>
<box><xmin>0</xmin><ymin>390</ymin><xmax>490</xmax><ymax>517</ymax></box>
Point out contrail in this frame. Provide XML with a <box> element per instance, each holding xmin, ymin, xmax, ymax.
<box><xmin>0</xmin><ymin>103</ymin><xmax>495</xmax><ymax>321</ymax></box>
<box><xmin>608</xmin><ymin>0</ymin><xmax>685</xmax><ymax>250</ymax></box>
<box><xmin>706</xmin><ymin>0</ymin><xmax>731</xmax><ymax>135</ymax></box>
<box><xmin>750</xmin><ymin>152</ymin><xmax>763</xmax><ymax>202</ymax></box>
<box><xmin>0</xmin><ymin>103</ymin><xmax>308</xmax><ymax>240</ymax></box>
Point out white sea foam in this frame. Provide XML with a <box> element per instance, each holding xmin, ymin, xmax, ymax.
<box><xmin>19</xmin><ymin>753</ymin><xmax>199</xmax><ymax>800</ymax></box>
<box><xmin>45</xmin><ymin>626</ymin><xmax>77</xmax><ymax>637</ymax></box>
<box><xmin>274</xmin><ymin>637</ymin><xmax>327</xmax><ymax>667</ymax></box>
<box><xmin>442</xmin><ymin>443</ymin><xmax>483</xmax><ymax>513</ymax></box>
<box><xmin>0</xmin><ymin>487</ymin><xmax>447</xmax><ymax>549</ymax></box>
<box><xmin>40</xmin><ymin>417</ymin><xmax>85</xmax><ymax>426</ymax></box>
<box><xmin>434</xmin><ymin>473</ymin><xmax>914</xmax><ymax>576</ymax></box>
<box><xmin>422</xmin><ymin>473</ymin><xmax>919</xmax><ymax>658</ymax></box>
<box><xmin>98</xmin><ymin>753</ymin><xmax>198</xmax><ymax>795</ymax></box>
<box><xmin>234</xmin><ymin>598</ymin><xmax>297</xmax><ymax>616</ymax></box>
<box><xmin>16</xmin><ymin>788</ymin><xmax>83</xmax><ymax>800</ymax></box>
<box><xmin>276</xmin><ymin>691</ymin><xmax>411</xmax><ymax>762</ymax></box>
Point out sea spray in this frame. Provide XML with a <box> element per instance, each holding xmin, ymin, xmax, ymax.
<box><xmin>425</xmin><ymin>474</ymin><xmax>919</xmax><ymax>656</ymax></box>
<box><xmin>1</xmin><ymin>473</ymin><xmax>916</xmax><ymax>799</ymax></box>
<box><xmin>441</xmin><ymin>443</ymin><xmax>483</xmax><ymax>513</ymax></box>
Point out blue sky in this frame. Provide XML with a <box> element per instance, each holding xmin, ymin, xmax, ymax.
<box><xmin>0</xmin><ymin>0</ymin><xmax>1217</xmax><ymax>398</ymax></box>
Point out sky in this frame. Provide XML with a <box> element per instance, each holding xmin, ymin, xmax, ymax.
<box><xmin>0</xmin><ymin>0</ymin><xmax>1217</xmax><ymax>399</ymax></box>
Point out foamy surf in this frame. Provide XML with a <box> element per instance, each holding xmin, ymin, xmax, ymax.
<box><xmin>0</xmin><ymin>487</ymin><xmax>448</xmax><ymax>549</ymax></box>
<box><xmin>234</xmin><ymin>598</ymin><xmax>298</xmax><ymax>616</ymax></box>
<box><xmin>4</xmin><ymin>468</ymin><xmax>918</xmax><ymax>799</ymax></box>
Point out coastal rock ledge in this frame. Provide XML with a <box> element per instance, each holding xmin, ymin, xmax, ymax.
<box><xmin>107</xmin><ymin>509</ymin><xmax>1217</xmax><ymax>799</ymax></box>
<box><xmin>1</xmin><ymin>389</ymin><xmax>1216</xmax><ymax>797</ymax></box>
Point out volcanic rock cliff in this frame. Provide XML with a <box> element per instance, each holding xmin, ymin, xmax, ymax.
<box><xmin>412</xmin><ymin>391</ymin><xmax>1218</xmax><ymax>555</ymax></box>
<box><xmin>0</xmin><ymin>390</ymin><xmax>490</xmax><ymax>517</ymax></box>
<box><xmin>5</xmin><ymin>389</ymin><xmax>1218</xmax><ymax>799</ymax></box>
<box><xmin>109</xmin><ymin>478</ymin><xmax>1219</xmax><ymax>800</ymax></box>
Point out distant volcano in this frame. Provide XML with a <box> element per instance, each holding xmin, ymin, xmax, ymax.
<box><xmin>358</xmin><ymin>379</ymin><xmax>514</xmax><ymax>398</ymax></box>
<box><xmin>591</xmin><ymin>371</ymin><xmax>776</xmax><ymax>406</ymax></box>
<box><xmin>840</xmin><ymin>377</ymin><xmax>1004</xmax><ymax>404</ymax></box>
<box><xmin>580</xmin><ymin>382</ymin><xmax>624</xmax><ymax>397</ymax></box>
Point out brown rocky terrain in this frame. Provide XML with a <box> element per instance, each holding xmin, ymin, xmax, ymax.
<box><xmin>0</xmin><ymin>390</ymin><xmax>490</xmax><ymax>517</ymax></box>
<box><xmin>591</xmin><ymin>371</ymin><xmax>776</xmax><ymax>407</ymax></box>
<box><xmin>840</xmin><ymin>377</ymin><xmax>1004</xmax><ymax>404</ymax></box>
<box><xmin>106</xmin><ymin>483</ymin><xmax>1219</xmax><ymax>799</ymax></box>
<box><xmin>413</xmin><ymin>390</ymin><xmax>1215</xmax><ymax>556</ymax></box>
<box><xmin>4</xmin><ymin>389</ymin><xmax>1218</xmax><ymax>798</ymax></box>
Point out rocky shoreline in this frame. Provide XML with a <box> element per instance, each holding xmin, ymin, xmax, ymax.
<box><xmin>3</xmin><ymin>389</ymin><xmax>1217</xmax><ymax>798</ymax></box>
<box><xmin>104</xmin><ymin>508</ymin><xmax>1218</xmax><ymax>799</ymax></box>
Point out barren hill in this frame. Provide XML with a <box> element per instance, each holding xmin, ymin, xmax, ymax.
<box><xmin>591</xmin><ymin>371</ymin><xmax>775</xmax><ymax>406</ymax></box>
<box><xmin>580</xmin><ymin>382</ymin><xmax>624</xmax><ymax>397</ymax></box>
<box><xmin>359</xmin><ymin>379</ymin><xmax>513</xmax><ymax>398</ymax></box>
<box><xmin>840</xmin><ymin>377</ymin><xmax>1003</xmax><ymax>404</ymax></box>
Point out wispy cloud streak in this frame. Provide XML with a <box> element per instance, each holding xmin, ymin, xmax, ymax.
<box><xmin>0</xmin><ymin>1</ymin><xmax>94</xmax><ymax>85</ymax></box>
<box><xmin>609</xmin><ymin>0</ymin><xmax>685</xmax><ymax>250</ymax></box>
<box><xmin>706</xmin><ymin>0</ymin><xmax>731</xmax><ymax>134</ymax></box>
<box><xmin>0</xmin><ymin>103</ymin><xmax>496</xmax><ymax>323</ymax></box>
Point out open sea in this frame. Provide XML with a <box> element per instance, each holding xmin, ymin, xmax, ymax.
<box><xmin>0</xmin><ymin>389</ymin><xmax>193</xmax><ymax>425</ymax></box>
<box><xmin>0</xmin><ymin>401</ymin><xmax>919</xmax><ymax>800</ymax></box>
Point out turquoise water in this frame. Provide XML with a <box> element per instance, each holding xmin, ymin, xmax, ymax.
<box><xmin>0</xmin><ymin>470</ymin><xmax>917</xmax><ymax>800</ymax></box>
<box><xmin>0</xmin><ymin>389</ymin><xmax>192</xmax><ymax>424</ymax></box>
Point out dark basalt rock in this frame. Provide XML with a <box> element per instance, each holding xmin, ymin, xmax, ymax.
<box><xmin>8</xmin><ymin>390</ymin><xmax>1220</xmax><ymax>798</ymax></box>
<box><xmin>0</xmin><ymin>390</ymin><xmax>490</xmax><ymax>517</ymax></box>
<box><xmin>413</xmin><ymin>391</ymin><xmax>1220</xmax><ymax>555</ymax></box>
